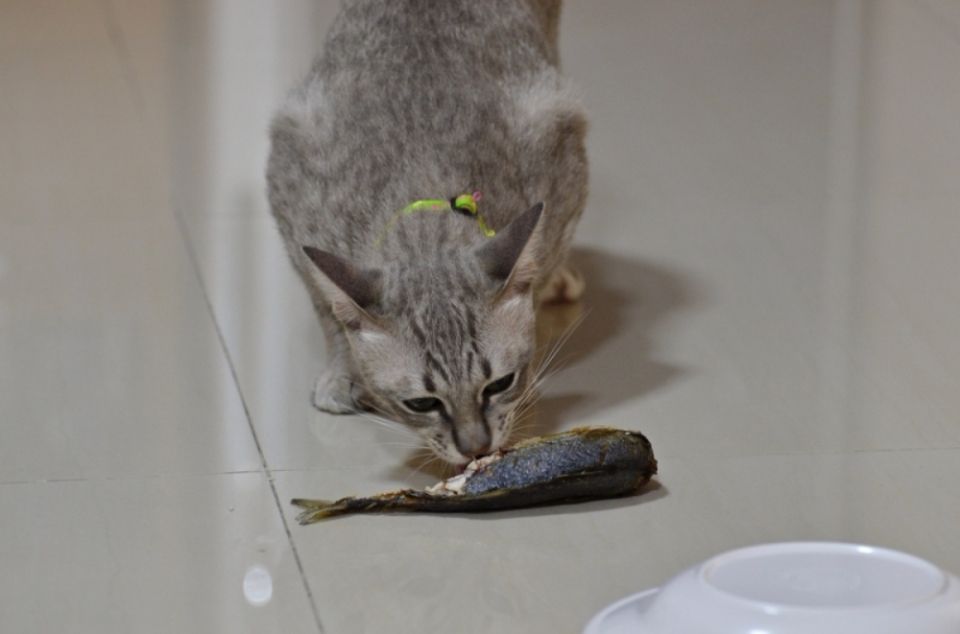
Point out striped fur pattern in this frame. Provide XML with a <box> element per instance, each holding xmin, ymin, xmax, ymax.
<box><xmin>267</xmin><ymin>0</ymin><xmax>588</xmax><ymax>464</ymax></box>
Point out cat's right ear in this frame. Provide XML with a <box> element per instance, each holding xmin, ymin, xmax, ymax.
<box><xmin>302</xmin><ymin>246</ymin><xmax>383</xmax><ymax>331</ymax></box>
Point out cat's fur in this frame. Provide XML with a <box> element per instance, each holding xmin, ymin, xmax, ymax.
<box><xmin>267</xmin><ymin>0</ymin><xmax>588</xmax><ymax>465</ymax></box>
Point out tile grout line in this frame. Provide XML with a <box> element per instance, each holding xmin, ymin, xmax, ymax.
<box><xmin>95</xmin><ymin>2</ymin><xmax>325</xmax><ymax>631</ymax></box>
<box><xmin>96</xmin><ymin>0</ymin><xmax>150</xmax><ymax>128</ymax></box>
<box><xmin>0</xmin><ymin>469</ymin><xmax>269</xmax><ymax>487</ymax></box>
<box><xmin>171</xmin><ymin>202</ymin><xmax>326</xmax><ymax>634</ymax></box>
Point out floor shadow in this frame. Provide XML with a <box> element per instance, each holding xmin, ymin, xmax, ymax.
<box><xmin>524</xmin><ymin>247</ymin><xmax>698</xmax><ymax>437</ymax></box>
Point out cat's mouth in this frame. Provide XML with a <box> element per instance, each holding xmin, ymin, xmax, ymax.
<box><xmin>453</xmin><ymin>448</ymin><xmax>508</xmax><ymax>475</ymax></box>
<box><xmin>434</xmin><ymin>452</ymin><xmax>505</xmax><ymax>493</ymax></box>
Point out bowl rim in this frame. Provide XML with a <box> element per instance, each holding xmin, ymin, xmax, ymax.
<box><xmin>583</xmin><ymin>542</ymin><xmax>960</xmax><ymax>634</ymax></box>
<box><xmin>695</xmin><ymin>541</ymin><xmax>951</xmax><ymax>613</ymax></box>
<box><xmin>583</xmin><ymin>587</ymin><xmax>659</xmax><ymax>634</ymax></box>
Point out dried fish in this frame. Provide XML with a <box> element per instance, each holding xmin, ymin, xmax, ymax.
<box><xmin>292</xmin><ymin>426</ymin><xmax>657</xmax><ymax>524</ymax></box>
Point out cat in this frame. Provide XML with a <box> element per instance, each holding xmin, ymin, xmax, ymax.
<box><xmin>267</xmin><ymin>0</ymin><xmax>588</xmax><ymax>465</ymax></box>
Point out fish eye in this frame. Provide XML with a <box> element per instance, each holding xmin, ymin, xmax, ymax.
<box><xmin>402</xmin><ymin>397</ymin><xmax>442</xmax><ymax>413</ymax></box>
<box><xmin>483</xmin><ymin>373</ymin><xmax>515</xmax><ymax>397</ymax></box>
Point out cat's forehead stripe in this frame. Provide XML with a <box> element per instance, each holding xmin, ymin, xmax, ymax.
<box><xmin>466</xmin><ymin>311</ymin><xmax>478</xmax><ymax>340</ymax></box>
<box><xmin>409</xmin><ymin>320</ymin><xmax>428</xmax><ymax>348</ymax></box>
<box><xmin>408</xmin><ymin>298</ymin><xmax>479</xmax><ymax>375</ymax></box>
<box><xmin>424</xmin><ymin>351</ymin><xmax>450</xmax><ymax>383</ymax></box>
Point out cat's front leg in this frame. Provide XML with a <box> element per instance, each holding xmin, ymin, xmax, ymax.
<box><xmin>312</xmin><ymin>369</ymin><xmax>360</xmax><ymax>414</ymax></box>
<box><xmin>312</xmin><ymin>304</ymin><xmax>367</xmax><ymax>414</ymax></box>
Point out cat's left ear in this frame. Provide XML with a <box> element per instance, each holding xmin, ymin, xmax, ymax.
<box><xmin>302</xmin><ymin>246</ymin><xmax>383</xmax><ymax>331</ymax></box>
<box><xmin>475</xmin><ymin>202</ymin><xmax>544</xmax><ymax>299</ymax></box>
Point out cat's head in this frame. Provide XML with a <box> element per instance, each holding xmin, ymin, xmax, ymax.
<box><xmin>303</xmin><ymin>203</ymin><xmax>544</xmax><ymax>465</ymax></box>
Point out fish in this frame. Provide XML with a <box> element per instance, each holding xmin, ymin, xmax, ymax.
<box><xmin>291</xmin><ymin>426</ymin><xmax>657</xmax><ymax>524</ymax></box>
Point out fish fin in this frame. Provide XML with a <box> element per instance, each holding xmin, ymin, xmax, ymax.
<box><xmin>291</xmin><ymin>497</ymin><xmax>356</xmax><ymax>524</ymax></box>
<box><xmin>291</xmin><ymin>498</ymin><xmax>335</xmax><ymax>510</ymax></box>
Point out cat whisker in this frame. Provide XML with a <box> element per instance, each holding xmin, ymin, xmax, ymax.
<box><xmin>536</xmin><ymin>308</ymin><xmax>583</xmax><ymax>353</ymax></box>
<box><xmin>351</xmin><ymin>408</ymin><xmax>396</xmax><ymax>426</ymax></box>
<box><xmin>511</xmin><ymin>417</ymin><xmax>544</xmax><ymax>439</ymax></box>
<box><xmin>509</xmin><ymin>395</ymin><xmax>545</xmax><ymax>429</ymax></box>
<box><xmin>403</xmin><ymin>448</ymin><xmax>449</xmax><ymax>486</ymax></box>
<box><xmin>532</xmin><ymin>310</ymin><xmax>587</xmax><ymax>383</ymax></box>
<box><xmin>508</xmin><ymin>309</ymin><xmax>588</xmax><ymax>431</ymax></box>
<box><xmin>513</xmin><ymin>391</ymin><xmax>542</xmax><ymax>422</ymax></box>
<box><xmin>514</xmin><ymin>394</ymin><xmax>544</xmax><ymax>422</ymax></box>
<box><xmin>515</xmin><ymin>365</ymin><xmax>562</xmax><ymax>413</ymax></box>
<box><xmin>521</xmin><ymin>365</ymin><xmax>568</xmax><ymax>408</ymax></box>
<box><xmin>353</xmin><ymin>410</ymin><xmax>419</xmax><ymax>439</ymax></box>
<box><xmin>511</xmin><ymin>405</ymin><xmax>542</xmax><ymax>432</ymax></box>
<box><xmin>535</xmin><ymin>336</ymin><xmax>581</xmax><ymax>379</ymax></box>
<box><xmin>513</xmin><ymin>380</ymin><xmax>545</xmax><ymax>418</ymax></box>
<box><xmin>505</xmin><ymin>422</ymin><xmax>539</xmax><ymax>445</ymax></box>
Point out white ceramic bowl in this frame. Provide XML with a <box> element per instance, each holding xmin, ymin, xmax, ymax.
<box><xmin>585</xmin><ymin>542</ymin><xmax>960</xmax><ymax>634</ymax></box>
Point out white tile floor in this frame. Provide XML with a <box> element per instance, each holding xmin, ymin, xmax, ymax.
<box><xmin>2</xmin><ymin>1</ymin><xmax>959</xmax><ymax>632</ymax></box>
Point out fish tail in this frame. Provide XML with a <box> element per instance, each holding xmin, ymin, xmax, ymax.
<box><xmin>291</xmin><ymin>498</ymin><xmax>353</xmax><ymax>524</ymax></box>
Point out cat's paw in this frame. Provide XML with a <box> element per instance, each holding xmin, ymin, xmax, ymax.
<box><xmin>539</xmin><ymin>264</ymin><xmax>585</xmax><ymax>304</ymax></box>
<box><xmin>311</xmin><ymin>371</ymin><xmax>358</xmax><ymax>414</ymax></box>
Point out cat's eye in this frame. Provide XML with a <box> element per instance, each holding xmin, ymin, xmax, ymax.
<box><xmin>402</xmin><ymin>397</ymin><xmax>442</xmax><ymax>413</ymax></box>
<box><xmin>483</xmin><ymin>373</ymin><xmax>515</xmax><ymax>397</ymax></box>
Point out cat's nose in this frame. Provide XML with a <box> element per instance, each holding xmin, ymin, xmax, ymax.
<box><xmin>468</xmin><ymin>444</ymin><xmax>492</xmax><ymax>460</ymax></box>
<box><xmin>461</xmin><ymin>442</ymin><xmax>492</xmax><ymax>461</ymax></box>
<box><xmin>454</xmin><ymin>430</ymin><xmax>492</xmax><ymax>460</ymax></box>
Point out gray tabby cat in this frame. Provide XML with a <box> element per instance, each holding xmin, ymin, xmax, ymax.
<box><xmin>267</xmin><ymin>0</ymin><xmax>588</xmax><ymax>465</ymax></box>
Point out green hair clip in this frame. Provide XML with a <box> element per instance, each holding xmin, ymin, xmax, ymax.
<box><xmin>375</xmin><ymin>191</ymin><xmax>495</xmax><ymax>245</ymax></box>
